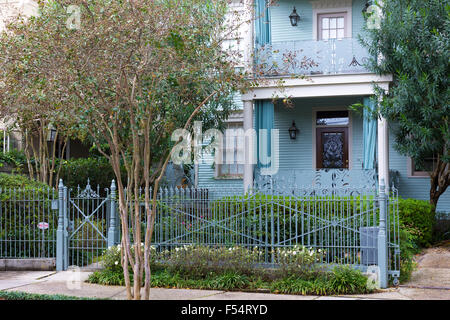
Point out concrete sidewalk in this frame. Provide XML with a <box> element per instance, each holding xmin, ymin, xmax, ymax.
<box><xmin>1</xmin><ymin>270</ymin><xmax>449</xmax><ymax>300</ymax></box>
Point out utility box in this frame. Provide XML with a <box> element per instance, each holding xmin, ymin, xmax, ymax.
<box><xmin>360</xmin><ymin>227</ymin><xmax>379</xmax><ymax>265</ymax></box>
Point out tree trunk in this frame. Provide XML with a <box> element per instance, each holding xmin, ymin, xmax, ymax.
<box><xmin>429</xmin><ymin>158</ymin><xmax>449</xmax><ymax>211</ymax></box>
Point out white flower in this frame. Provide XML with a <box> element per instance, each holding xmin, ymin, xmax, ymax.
<box><xmin>115</xmin><ymin>261</ymin><xmax>119</xmax><ymax>265</ymax></box>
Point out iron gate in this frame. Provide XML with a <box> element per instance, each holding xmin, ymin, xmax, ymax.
<box><xmin>56</xmin><ymin>179</ymin><xmax>119</xmax><ymax>270</ymax></box>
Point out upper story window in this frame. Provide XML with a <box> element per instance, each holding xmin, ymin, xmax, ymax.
<box><xmin>318</xmin><ymin>13</ymin><xmax>347</xmax><ymax>40</ymax></box>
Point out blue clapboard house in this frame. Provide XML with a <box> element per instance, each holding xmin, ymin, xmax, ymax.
<box><xmin>194</xmin><ymin>0</ymin><xmax>449</xmax><ymax>213</ymax></box>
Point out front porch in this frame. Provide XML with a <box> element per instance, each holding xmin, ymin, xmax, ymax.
<box><xmin>242</xmin><ymin>77</ymin><xmax>392</xmax><ymax>194</ymax></box>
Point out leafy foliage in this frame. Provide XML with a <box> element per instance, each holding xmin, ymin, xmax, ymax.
<box><xmin>58</xmin><ymin>157</ymin><xmax>126</xmax><ymax>196</ymax></box>
<box><xmin>0</xmin><ymin>291</ymin><xmax>100</xmax><ymax>300</ymax></box>
<box><xmin>398</xmin><ymin>198</ymin><xmax>435</xmax><ymax>247</ymax></box>
<box><xmin>360</xmin><ymin>0</ymin><xmax>450</xmax><ymax>207</ymax></box>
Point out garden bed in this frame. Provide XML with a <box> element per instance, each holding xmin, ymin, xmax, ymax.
<box><xmin>87</xmin><ymin>245</ymin><xmax>376</xmax><ymax>296</ymax></box>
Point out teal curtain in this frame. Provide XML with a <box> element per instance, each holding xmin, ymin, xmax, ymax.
<box><xmin>255</xmin><ymin>100</ymin><xmax>274</xmax><ymax>168</ymax></box>
<box><xmin>255</xmin><ymin>0</ymin><xmax>271</xmax><ymax>47</ymax></box>
<box><xmin>363</xmin><ymin>97</ymin><xmax>377</xmax><ymax>170</ymax></box>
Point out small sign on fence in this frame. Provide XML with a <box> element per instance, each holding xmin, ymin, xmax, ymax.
<box><xmin>38</xmin><ymin>222</ymin><xmax>49</xmax><ymax>230</ymax></box>
<box><xmin>51</xmin><ymin>200</ymin><xmax>59</xmax><ymax>210</ymax></box>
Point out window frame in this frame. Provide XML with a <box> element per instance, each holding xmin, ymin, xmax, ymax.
<box><xmin>311</xmin><ymin>1</ymin><xmax>353</xmax><ymax>41</ymax></box>
<box><xmin>215</xmin><ymin>119</ymin><xmax>244</xmax><ymax>179</ymax></box>
<box><xmin>407</xmin><ymin>157</ymin><xmax>438</xmax><ymax>178</ymax></box>
<box><xmin>317</xmin><ymin>12</ymin><xmax>348</xmax><ymax>41</ymax></box>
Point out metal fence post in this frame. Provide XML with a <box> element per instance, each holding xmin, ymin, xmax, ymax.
<box><xmin>378</xmin><ymin>179</ymin><xmax>388</xmax><ymax>288</ymax></box>
<box><xmin>56</xmin><ymin>180</ymin><xmax>64</xmax><ymax>271</ymax></box>
<box><xmin>63</xmin><ymin>185</ymin><xmax>69</xmax><ymax>270</ymax></box>
<box><xmin>108</xmin><ymin>180</ymin><xmax>118</xmax><ymax>248</ymax></box>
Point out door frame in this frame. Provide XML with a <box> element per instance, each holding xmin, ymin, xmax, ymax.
<box><xmin>312</xmin><ymin>106</ymin><xmax>353</xmax><ymax>170</ymax></box>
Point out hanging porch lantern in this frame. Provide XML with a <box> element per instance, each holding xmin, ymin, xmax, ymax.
<box><xmin>289</xmin><ymin>7</ymin><xmax>300</xmax><ymax>27</ymax></box>
<box><xmin>288</xmin><ymin>121</ymin><xmax>299</xmax><ymax>140</ymax></box>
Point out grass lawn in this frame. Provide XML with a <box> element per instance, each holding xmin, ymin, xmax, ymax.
<box><xmin>0</xmin><ymin>291</ymin><xmax>106</xmax><ymax>300</ymax></box>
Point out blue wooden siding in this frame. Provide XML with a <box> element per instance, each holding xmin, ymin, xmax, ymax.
<box><xmin>270</xmin><ymin>0</ymin><xmax>367</xmax><ymax>42</ymax></box>
<box><xmin>388</xmin><ymin>128</ymin><xmax>450</xmax><ymax>213</ymax></box>
<box><xmin>271</xmin><ymin>1</ymin><xmax>313</xmax><ymax>41</ymax></box>
<box><xmin>352</xmin><ymin>0</ymin><xmax>367</xmax><ymax>38</ymax></box>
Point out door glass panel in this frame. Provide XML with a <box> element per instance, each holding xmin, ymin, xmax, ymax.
<box><xmin>322</xmin><ymin>18</ymin><xmax>329</xmax><ymax>28</ymax></box>
<box><xmin>322</xmin><ymin>132</ymin><xmax>345</xmax><ymax>168</ymax></box>
<box><xmin>337</xmin><ymin>29</ymin><xmax>345</xmax><ymax>39</ymax></box>
<box><xmin>337</xmin><ymin>17</ymin><xmax>344</xmax><ymax>28</ymax></box>
<box><xmin>322</xmin><ymin>30</ymin><xmax>329</xmax><ymax>40</ymax></box>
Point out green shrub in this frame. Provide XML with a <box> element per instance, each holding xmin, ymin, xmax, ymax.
<box><xmin>397</xmin><ymin>228</ymin><xmax>419</xmax><ymax>283</ymax></box>
<box><xmin>58</xmin><ymin>157</ymin><xmax>126</xmax><ymax>196</ymax></box>
<box><xmin>397</xmin><ymin>198</ymin><xmax>435</xmax><ymax>247</ymax></box>
<box><xmin>0</xmin><ymin>150</ymin><xmax>28</xmax><ymax>172</ymax></box>
<box><xmin>88</xmin><ymin>269</ymin><xmax>126</xmax><ymax>286</ymax></box>
<box><xmin>270</xmin><ymin>266</ymin><xmax>371</xmax><ymax>295</ymax></box>
<box><xmin>0</xmin><ymin>173</ymin><xmax>48</xmax><ymax>189</ymax></box>
<box><xmin>88</xmin><ymin>266</ymin><xmax>372</xmax><ymax>296</ymax></box>
<box><xmin>161</xmin><ymin>245</ymin><xmax>261</xmax><ymax>277</ymax></box>
<box><xmin>0</xmin><ymin>291</ymin><xmax>100</xmax><ymax>300</ymax></box>
<box><xmin>209</xmin><ymin>272</ymin><xmax>250</xmax><ymax>290</ymax></box>
<box><xmin>329</xmin><ymin>266</ymin><xmax>371</xmax><ymax>294</ymax></box>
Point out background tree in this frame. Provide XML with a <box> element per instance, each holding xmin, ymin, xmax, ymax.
<box><xmin>360</xmin><ymin>0</ymin><xmax>449</xmax><ymax>209</ymax></box>
<box><xmin>0</xmin><ymin>9</ymin><xmax>81</xmax><ymax>187</ymax></box>
<box><xmin>0</xmin><ymin>0</ymin><xmax>250</xmax><ymax>299</ymax></box>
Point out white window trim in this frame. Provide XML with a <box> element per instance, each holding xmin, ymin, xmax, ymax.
<box><xmin>312</xmin><ymin>106</ymin><xmax>353</xmax><ymax>170</ymax></box>
<box><xmin>407</xmin><ymin>157</ymin><xmax>432</xmax><ymax>178</ymax></box>
<box><xmin>311</xmin><ymin>1</ymin><xmax>353</xmax><ymax>40</ymax></box>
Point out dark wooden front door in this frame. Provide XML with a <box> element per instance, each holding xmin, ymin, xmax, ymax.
<box><xmin>316</xmin><ymin>127</ymin><xmax>349</xmax><ymax>169</ymax></box>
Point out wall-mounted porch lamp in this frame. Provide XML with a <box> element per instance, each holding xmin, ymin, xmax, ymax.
<box><xmin>289</xmin><ymin>7</ymin><xmax>301</xmax><ymax>27</ymax></box>
<box><xmin>288</xmin><ymin>121</ymin><xmax>299</xmax><ymax>140</ymax></box>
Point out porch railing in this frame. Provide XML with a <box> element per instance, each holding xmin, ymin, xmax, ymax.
<box><xmin>255</xmin><ymin>38</ymin><xmax>371</xmax><ymax>77</ymax></box>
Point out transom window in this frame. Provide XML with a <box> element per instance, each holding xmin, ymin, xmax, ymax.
<box><xmin>318</xmin><ymin>13</ymin><xmax>347</xmax><ymax>40</ymax></box>
<box><xmin>316</xmin><ymin>111</ymin><xmax>349</xmax><ymax>126</ymax></box>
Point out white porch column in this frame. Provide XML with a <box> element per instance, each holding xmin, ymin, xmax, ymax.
<box><xmin>243</xmin><ymin>99</ymin><xmax>254</xmax><ymax>192</ymax></box>
<box><xmin>377</xmin><ymin>115</ymin><xmax>390</xmax><ymax>195</ymax></box>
